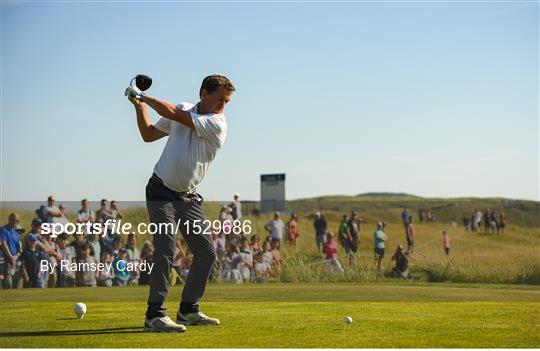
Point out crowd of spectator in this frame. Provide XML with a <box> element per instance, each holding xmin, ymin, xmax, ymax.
<box><xmin>462</xmin><ymin>209</ymin><xmax>507</xmax><ymax>234</ymax></box>
<box><xmin>0</xmin><ymin>195</ymin><xmax>509</xmax><ymax>289</ymax></box>
<box><xmin>0</xmin><ymin>196</ymin><xmax>150</xmax><ymax>289</ymax></box>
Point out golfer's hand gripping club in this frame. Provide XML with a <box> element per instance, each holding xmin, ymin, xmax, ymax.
<box><xmin>125</xmin><ymin>85</ymin><xmax>144</xmax><ymax>100</ymax></box>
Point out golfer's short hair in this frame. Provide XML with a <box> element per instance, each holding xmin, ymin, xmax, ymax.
<box><xmin>200</xmin><ymin>75</ymin><xmax>235</xmax><ymax>96</ymax></box>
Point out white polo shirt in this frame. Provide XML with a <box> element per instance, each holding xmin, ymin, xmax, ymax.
<box><xmin>153</xmin><ymin>102</ymin><xmax>227</xmax><ymax>193</ymax></box>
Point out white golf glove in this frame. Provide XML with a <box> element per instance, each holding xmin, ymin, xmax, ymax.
<box><xmin>124</xmin><ymin>85</ymin><xmax>144</xmax><ymax>100</ymax></box>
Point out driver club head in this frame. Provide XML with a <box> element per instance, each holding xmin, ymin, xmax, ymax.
<box><xmin>134</xmin><ymin>74</ymin><xmax>152</xmax><ymax>91</ymax></box>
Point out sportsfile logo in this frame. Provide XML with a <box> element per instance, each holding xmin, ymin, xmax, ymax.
<box><xmin>40</xmin><ymin>219</ymin><xmax>253</xmax><ymax>237</ymax></box>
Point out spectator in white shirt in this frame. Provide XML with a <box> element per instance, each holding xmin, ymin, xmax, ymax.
<box><xmin>77</xmin><ymin>199</ymin><xmax>95</xmax><ymax>224</ymax></box>
<box><xmin>264</xmin><ymin>212</ymin><xmax>285</xmax><ymax>244</ymax></box>
<box><xmin>44</xmin><ymin>195</ymin><xmax>62</xmax><ymax>223</ymax></box>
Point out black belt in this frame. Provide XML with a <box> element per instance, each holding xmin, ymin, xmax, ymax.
<box><xmin>151</xmin><ymin>173</ymin><xmax>194</xmax><ymax>197</ymax></box>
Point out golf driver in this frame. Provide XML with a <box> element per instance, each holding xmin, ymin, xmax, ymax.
<box><xmin>125</xmin><ymin>74</ymin><xmax>152</xmax><ymax>99</ymax></box>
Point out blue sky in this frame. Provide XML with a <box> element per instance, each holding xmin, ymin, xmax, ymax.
<box><xmin>1</xmin><ymin>1</ymin><xmax>538</xmax><ymax>202</ymax></box>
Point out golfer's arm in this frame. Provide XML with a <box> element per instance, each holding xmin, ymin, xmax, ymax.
<box><xmin>142</xmin><ymin>95</ymin><xmax>195</xmax><ymax>130</ymax></box>
<box><xmin>135</xmin><ymin>104</ymin><xmax>167</xmax><ymax>143</ymax></box>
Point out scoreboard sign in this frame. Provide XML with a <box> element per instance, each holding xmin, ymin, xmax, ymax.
<box><xmin>260</xmin><ymin>173</ymin><xmax>286</xmax><ymax>212</ymax></box>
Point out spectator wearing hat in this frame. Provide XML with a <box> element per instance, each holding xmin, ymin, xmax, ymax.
<box><xmin>20</xmin><ymin>234</ymin><xmax>47</xmax><ymax>288</ymax></box>
<box><xmin>264</xmin><ymin>212</ymin><xmax>285</xmax><ymax>244</ymax></box>
<box><xmin>27</xmin><ymin>218</ymin><xmax>60</xmax><ymax>288</ymax></box>
<box><xmin>0</xmin><ymin>213</ymin><xmax>23</xmax><ymax>289</ymax></box>
<box><xmin>314</xmin><ymin>212</ymin><xmax>327</xmax><ymax>255</ymax></box>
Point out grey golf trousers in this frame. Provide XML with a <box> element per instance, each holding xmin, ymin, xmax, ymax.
<box><xmin>145</xmin><ymin>174</ymin><xmax>216</xmax><ymax>318</ymax></box>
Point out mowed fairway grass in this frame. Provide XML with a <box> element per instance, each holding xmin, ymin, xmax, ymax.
<box><xmin>1</xmin><ymin>283</ymin><xmax>539</xmax><ymax>348</ymax></box>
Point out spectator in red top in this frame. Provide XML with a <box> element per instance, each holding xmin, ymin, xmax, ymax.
<box><xmin>323</xmin><ymin>232</ymin><xmax>343</xmax><ymax>276</ymax></box>
<box><xmin>286</xmin><ymin>213</ymin><xmax>300</xmax><ymax>247</ymax></box>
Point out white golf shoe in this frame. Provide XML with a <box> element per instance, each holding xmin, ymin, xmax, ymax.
<box><xmin>176</xmin><ymin>311</ymin><xmax>220</xmax><ymax>326</ymax></box>
<box><xmin>144</xmin><ymin>316</ymin><xmax>187</xmax><ymax>332</ymax></box>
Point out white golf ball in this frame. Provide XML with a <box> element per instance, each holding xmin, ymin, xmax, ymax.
<box><xmin>74</xmin><ymin>302</ymin><xmax>87</xmax><ymax>319</ymax></box>
<box><xmin>345</xmin><ymin>316</ymin><xmax>353</xmax><ymax>324</ymax></box>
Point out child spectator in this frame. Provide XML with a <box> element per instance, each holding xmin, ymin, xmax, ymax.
<box><xmin>180</xmin><ymin>253</ymin><xmax>193</xmax><ymax>280</ymax></box>
<box><xmin>250</xmin><ymin>235</ymin><xmax>261</xmax><ymax>256</ymax></box>
<box><xmin>171</xmin><ymin>240</ymin><xmax>185</xmax><ymax>285</ymax></box>
<box><xmin>125</xmin><ymin>234</ymin><xmax>140</xmax><ymax>285</ymax></box>
<box><xmin>86</xmin><ymin>234</ymin><xmax>101</xmax><ymax>265</ymax></box>
<box><xmin>20</xmin><ymin>234</ymin><xmax>47</xmax><ymax>288</ymax></box>
<box><xmin>214</xmin><ymin>231</ymin><xmax>226</xmax><ymax>261</ymax></box>
<box><xmin>442</xmin><ymin>230</ymin><xmax>451</xmax><ymax>255</ymax></box>
<box><xmin>70</xmin><ymin>233</ymin><xmax>87</xmax><ymax>286</ymax></box>
<box><xmin>139</xmin><ymin>241</ymin><xmax>154</xmax><ymax>286</ymax></box>
<box><xmin>270</xmin><ymin>239</ymin><xmax>282</xmax><ymax>276</ymax></box>
<box><xmin>70</xmin><ymin>233</ymin><xmax>87</xmax><ymax>262</ymax></box>
<box><xmin>221</xmin><ymin>244</ymin><xmax>242</xmax><ymax>283</ymax></box>
<box><xmin>238</xmin><ymin>237</ymin><xmax>253</xmax><ymax>282</ymax></box>
<box><xmin>390</xmin><ymin>245</ymin><xmax>409</xmax><ymax>278</ymax></box>
<box><xmin>323</xmin><ymin>232</ymin><xmax>344</xmax><ymax>275</ymax></box>
<box><xmin>253</xmin><ymin>252</ymin><xmax>271</xmax><ymax>283</ymax></box>
<box><xmin>262</xmin><ymin>240</ymin><xmax>273</xmax><ymax>268</ymax></box>
<box><xmin>113</xmin><ymin>249</ymin><xmax>130</xmax><ymax>286</ymax></box>
<box><xmin>81</xmin><ymin>243</ymin><xmax>97</xmax><ymax>287</ymax></box>
<box><xmin>112</xmin><ymin>236</ymin><xmax>124</xmax><ymax>259</ymax></box>
<box><xmin>99</xmin><ymin>252</ymin><xmax>114</xmax><ymax>287</ymax></box>
<box><xmin>56</xmin><ymin>234</ymin><xmax>76</xmax><ymax>287</ymax></box>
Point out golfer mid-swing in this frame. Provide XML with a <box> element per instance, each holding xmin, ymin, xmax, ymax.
<box><xmin>126</xmin><ymin>75</ymin><xmax>235</xmax><ymax>332</ymax></box>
